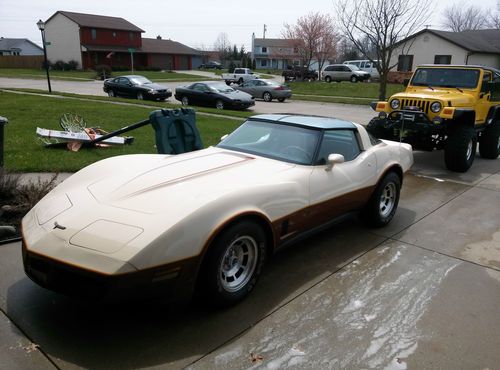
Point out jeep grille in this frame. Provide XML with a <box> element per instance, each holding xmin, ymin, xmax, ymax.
<box><xmin>400</xmin><ymin>99</ymin><xmax>430</xmax><ymax>115</ymax></box>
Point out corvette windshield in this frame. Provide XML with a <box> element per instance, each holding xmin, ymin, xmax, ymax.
<box><xmin>217</xmin><ymin>120</ymin><xmax>321</xmax><ymax>165</ymax></box>
<box><xmin>411</xmin><ymin>68</ymin><xmax>480</xmax><ymax>89</ymax></box>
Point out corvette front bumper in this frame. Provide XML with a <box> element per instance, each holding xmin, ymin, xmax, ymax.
<box><xmin>22</xmin><ymin>237</ymin><xmax>198</xmax><ymax>302</ymax></box>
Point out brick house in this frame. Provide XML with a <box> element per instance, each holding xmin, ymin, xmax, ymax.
<box><xmin>44</xmin><ymin>11</ymin><xmax>202</xmax><ymax>70</ymax></box>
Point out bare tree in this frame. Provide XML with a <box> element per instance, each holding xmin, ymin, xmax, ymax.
<box><xmin>336</xmin><ymin>0</ymin><xmax>433</xmax><ymax>100</ymax></box>
<box><xmin>214</xmin><ymin>33</ymin><xmax>230</xmax><ymax>62</ymax></box>
<box><xmin>283</xmin><ymin>12</ymin><xmax>324</xmax><ymax>69</ymax></box>
<box><xmin>487</xmin><ymin>0</ymin><xmax>500</xmax><ymax>28</ymax></box>
<box><xmin>313</xmin><ymin>15</ymin><xmax>339</xmax><ymax>77</ymax></box>
<box><xmin>442</xmin><ymin>3</ymin><xmax>488</xmax><ymax>31</ymax></box>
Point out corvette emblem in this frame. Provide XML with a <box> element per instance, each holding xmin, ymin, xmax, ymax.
<box><xmin>53</xmin><ymin>222</ymin><xmax>66</xmax><ymax>230</ymax></box>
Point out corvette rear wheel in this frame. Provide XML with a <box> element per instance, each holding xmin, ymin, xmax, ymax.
<box><xmin>363</xmin><ymin>172</ymin><xmax>401</xmax><ymax>227</ymax></box>
<box><xmin>198</xmin><ymin>221</ymin><xmax>266</xmax><ymax>307</ymax></box>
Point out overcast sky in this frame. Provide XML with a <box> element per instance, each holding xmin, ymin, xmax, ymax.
<box><xmin>0</xmin><ymin>0</ymin><xmax>498</xmax><ymax>50</ymax></box>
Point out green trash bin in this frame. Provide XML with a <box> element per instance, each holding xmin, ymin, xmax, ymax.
<box><xmin>149</xmin><ymin>108</ymin><xmax>203</xmax><ymax>154</ymax></box>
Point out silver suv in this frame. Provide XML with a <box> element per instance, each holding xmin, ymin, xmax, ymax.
<box><xmin>322</xmin><ymin>64</ymin><xmax>371</xmax><ymax>83</ymax></box>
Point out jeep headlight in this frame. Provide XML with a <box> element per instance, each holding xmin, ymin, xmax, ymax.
<box><xmin>390</xmin><ymin>99</ymin><xmax>400</xmax><ymax>109</ymax></box>
<box><xmin>430</xmin><ymin>101</ymin><xmax>442</xmax><ymax>113</ymax></box>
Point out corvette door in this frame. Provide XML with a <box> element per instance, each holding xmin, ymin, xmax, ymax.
<box><xmin>308</xmin><ymin>129</ymin><xmax>377</xmax><ymax>226</ymax></box>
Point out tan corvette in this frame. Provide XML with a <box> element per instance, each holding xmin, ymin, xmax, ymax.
<box><xmin>22</xmin><ymin>114</ymin><xmax>413</xmax><ymax>307</ymax></box>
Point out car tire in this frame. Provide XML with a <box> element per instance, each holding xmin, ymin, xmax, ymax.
<box><xmin>181</xmin><ymin>96</ymin><xmax>189</xmax><ymax>106</ymax></box>
<box><xmin>215</xmin><ymin>99</ymin><xmax>224</xmax><ymax>110</ymax></box>
<box><xmin>479</xmin><ymin>120</ymin><xmax>500</xmax><ymax>159</ymax></box>
<box><xmin>225</xmin><ymin>81</ymin><xmax>231</xmax><ymax>86</ymax></box>
<box><xmin>238</xmin><ymin>78</ymin><xmax>244</xmax><ymax>85</ymax></box>
<box><xmin>108</xmin><ymin>90</ymin><xmax>115</xmax><ymax>98</ymax></box>
<box><xmin>325</xmin><ymin>76</ymin><xmax>332</xmax><ymax>83</ymax></box>
<box><xmin>278</xmin><ymin>98</ymin><xmax>286</xmax><ymax>102</ymax></box>
<box><xmin>363</xmin><ymin>172</ymin><xmax>401</xmax><ymax>227</ymax></box>
<box><xmin>263</xmin><ymin>92</ymin><xmax>273</xmax><ymax>102</ymax></box>
<box><xmin>444</xmin><ymin>125</ymin><xmax>477</xmax><ymax>172</ymax></box>
<box><xmin>198</xmin><ymin>221</ymin><xmax>266</xmax><ymax>307</ymax></box>
<box><xmin>137</xmin><ymin>92</ymin><xmax>144</xmax><ymax>100</ymax></box>
<box><xmin>350</xmin><ymin>75</ymin><xmax>358</xmax><ymax>83</ymax></box>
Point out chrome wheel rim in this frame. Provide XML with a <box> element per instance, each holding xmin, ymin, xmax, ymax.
<box><xmin>137</xmin><ymin>93</ymin><xmax>143</xmax><ymax>100</ymax></box>
<box><xmin>379</xmin><ymin>182</ymin><xmax>396</xmax><ymax>217</ymax></box>
<box><xmin>219</xmin><ymin>235</ymin><xmax>258</xmax><ymax>292</ymax></box>
<box><xmin>263</xmin><ymin>93</ymin><xmax>271</xmax><ymax>102</ymax></box>
<box><xmin>181</xmin><ymin>97</ymin><xmax>188</xmax><ymax>106</ymax></box>
<box><xmin>216</xmin><ymin>101</ymin><xmax>224</xmax><ymax>109</ymax></box>
<box><xmin>466</xmin><ymin>139</ymin><xmax>473</xmax><ymax>160</ymax></box>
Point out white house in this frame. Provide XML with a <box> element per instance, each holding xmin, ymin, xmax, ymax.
<box><xmin>391</xmin><ymin>29</ymin><xmax>500</xmax><ymax>71</ymax></box>
<box><xmin>0</xmin><ymin>37</ymin><xmax>43</xmax><ymax>56</ymax></box>
<box><xmin>251</xmin><ymin>34</ymin><xmax>302</xmax><ymax>69</ymax></box>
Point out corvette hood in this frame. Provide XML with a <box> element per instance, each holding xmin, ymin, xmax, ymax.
<box><xmin>85</xmin><ymin>148</ymin><xmax>295</xmax><ymax>214</ymax></box>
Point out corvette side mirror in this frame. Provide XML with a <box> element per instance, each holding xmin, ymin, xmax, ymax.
<box><xmin>325</xmin><ymin>153</ymin><xmax>345</xmax><ymax>171</ymax></box>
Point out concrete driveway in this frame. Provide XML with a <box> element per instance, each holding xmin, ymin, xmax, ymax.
<box><xmin>0</xmin><ymin>77</ymin><xmax>374</xmax><ymax>124</ymax></box>
<box><xmin>1</xmin><ymin>150</ymin><xmax>500</xmax><ymax>369</ymax></box>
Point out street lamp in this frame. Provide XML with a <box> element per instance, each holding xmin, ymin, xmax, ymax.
<box><xmin>37</xmin><ymin>19</ymin><xmax>52</xmax><ymax>93</ymax></box>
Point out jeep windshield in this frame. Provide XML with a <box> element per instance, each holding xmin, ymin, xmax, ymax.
<box><xmin>410</xmin><ymin>68</ymin><xmax>480</xmax><ymax>89</ymax></box>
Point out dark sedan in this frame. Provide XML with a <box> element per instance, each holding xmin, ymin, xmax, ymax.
<box><xmin>235</xmin><ymin>79</ymin><xmax>292</xmax><ymax>102</ymax></box>
<box><xmin>103</xmin><ymin>75</ymin><xmax>172</xmax><ymax>101</ymax></box>
<box><xmin>175</xmin><ymin>81</ymin><xmax>255</xmax><ymax>110</ymax></box>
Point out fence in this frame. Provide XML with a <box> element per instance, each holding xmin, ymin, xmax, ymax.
<box><xmin>0</xmin><ymin>55</ymin><xmax>44</xmax><ymax>69</ymax></box>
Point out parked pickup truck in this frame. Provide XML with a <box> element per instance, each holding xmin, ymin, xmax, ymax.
<box><xmin>222</xmin><ymin>68</ymin><xmax>259</xmax><ymax>85</ymax></box>
<box><xmin>282</xmin><ymin>66</ymin><xmax>318</xmax><ymax>81</ymax></box>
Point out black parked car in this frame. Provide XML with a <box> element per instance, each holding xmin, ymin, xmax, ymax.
<box><xmin>175</xmin><ymin>81</ymin><xmax>255</xmax><ymax>110</ymax></box>
<box><xmin>103</xmin><ymin>75</ymin><xmax>172</xmax><ymax>101</ymax></box>
<box><xmin>199</xmin><ymin>61</ymin><xmax>223</xmax><ymax>69</ymax></box>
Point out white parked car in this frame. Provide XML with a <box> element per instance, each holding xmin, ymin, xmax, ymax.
<box><xmin>22</xmin><ymin>114</ymin><xmax>413</xmax><ymax>307</ymax></box>
<box><xmin>323</xmin><ymin>64</ymin><xmax>371</xmax><ymax>83</ymax></box>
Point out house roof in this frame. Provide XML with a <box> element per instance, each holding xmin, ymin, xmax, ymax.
<box><xmin>253</xmin><ymin>38</ymin><xmax>301</xmax><ymax>47</ymax></box>
<box><xmin>0</xmin><ymin>37</ymin><xmax>42</xmax><ymax>52</ymax></box>
<box><xmin>48</xmin><ymin>11</ymin><xmax>144</xmax><ymax>32</ymax></box>
<box><xmin>141</xmin><ymin>38</ymin><xmax>202</xmax><ymax>55</ymax></box>
<box><xmin>397</xmin><ymin>29</ymin><xmax>500</xmax><ymax>54</ymax></box>
<box><xmin>82</xmin><ymin>38</ymin><xmax>202</xmax><ymax>55</ymax></box>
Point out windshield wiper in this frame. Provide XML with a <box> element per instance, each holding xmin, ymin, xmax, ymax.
<box><xmin>456</xmin><ymin>87</ymin><xmax>464</xmax><ymax>93</ymax></box>
<box><xmin>426</xmin><ymin>85</ymin><xmax>434</xmax><ymax>91</ymax></box>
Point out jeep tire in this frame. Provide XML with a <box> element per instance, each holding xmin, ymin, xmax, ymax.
<box><xmin>444</xmin><ymin>126</ymin><xmax>477</xmax><ymax>172</ymax></box>
<box><xmin>479</xmin><ymin>120</ymin><xmax>500</xmax><ymax>159</ymax></box>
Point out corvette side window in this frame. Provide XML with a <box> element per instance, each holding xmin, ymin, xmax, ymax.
<box><xmin>316</xmin><ymin>130</ymin><xmax>360</xmax><ymax>164</ymax></box>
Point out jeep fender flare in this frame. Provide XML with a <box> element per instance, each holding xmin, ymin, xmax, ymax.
<box><xmin>452</xmin><ymin>109</ymin><xmax>475</xmax><ymax>127</ymax></box>
<box><xmin>486</xmin><ymin>105</ymin><xmax>500</xmax><ymax>125</ymax></box>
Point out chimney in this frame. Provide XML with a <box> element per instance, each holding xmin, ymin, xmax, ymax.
<box><xmin>156</xmin><ymin>35</ymin><xmax>162</xmax><ymax>40</ymax></box>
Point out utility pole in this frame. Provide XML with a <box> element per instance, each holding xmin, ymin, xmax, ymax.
<box><xmin>263</xmin><ymin>24</ymin><xmax>267</xmax><ymax>39</ymax></box>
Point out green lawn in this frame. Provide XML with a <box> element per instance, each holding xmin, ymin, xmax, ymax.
<box><xmin>289</xmin><ymin>81</ymin><xmax>405</xmax><ymax>99</ymax></box>
<box><xmin>0</xmin><ymin>91</ymin><xmax>243</xmax><ymax>172</ymax></box>
<box><xmin>0</xmin><ymin>68</ymin><xmax>212</xmax><ymax>82</ymax></box>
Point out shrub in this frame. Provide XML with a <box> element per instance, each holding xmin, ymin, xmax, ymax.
<box><xmin>94</xmin><ymin>64</ymin><xmax>112</xmax><ymax>80</ymax></box>
<box><xmin>52</xmin><ymin>60</ymin><xmax>66</xmax><ymax>70</ymax></box>
<box><xmin>66</xmin><ymin>60</ymin><xmax>79</xmax><ymax>70</ymax></box>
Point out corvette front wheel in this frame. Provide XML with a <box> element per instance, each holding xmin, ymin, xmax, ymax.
<box><xmin>198</xmin><ymin>221</ymin><xmax>266</xmax><ymax>307</ymax></box>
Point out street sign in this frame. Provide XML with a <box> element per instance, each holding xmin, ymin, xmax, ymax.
<box><xmin>128</xmin><ymin>48</ymin><xmax>135</xmax><ymax>53</ymax></box>
<box><xmin>45</xmin><ymin>41</ymin><xmax>51</xmax><ymax>46</ymax></box>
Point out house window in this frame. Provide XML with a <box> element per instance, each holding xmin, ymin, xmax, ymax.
<box><xmin>129</xmin><ymin>32</ymin><xmax>134</xmax><ymax>41</ymax></box>
<box><xmin>293</xmin><ymin>47</ymin><xmax>299</xmax><ymax>54</ymax></box>
<box><xmin>261</xmin><ymin>59</ymin><xmax>268</xmax><ymax>67</ymax></box>
<box><xmin>397</xmin><ymin>55</ymin><xmax>413</xmax><ymax>72</ymax></box>
<box><xmin>112</xmin><ymin>31</ymin><xmax>117</xmax><ymax>38</ymax></box>
<box><xmin>434</xmin><ymin>55</ymin><xmax>451</xmax><ymax>64</ymax></box>
<box><xmin>262</xmin><ymin>47</ymin><xmax>267</xmax><ymax>53</ymax></box>
<box><xmin>91</xmin><ymin>29</ymin><xmax>97</xmax><ymax>40</ymax></box>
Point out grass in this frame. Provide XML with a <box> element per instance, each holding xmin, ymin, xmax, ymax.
<box><xmin>0</xmin><ymin>91</ymin><xmax>244</xmax><ymax>172</ymax></box>
<box><xmin>289</xmin><ymin>81</ymin><xmax>405</xmax><ymax>99</ymax></box>
<box><xmin>3</xmin><ymin>88</ymin><xmax>255</xmax><ymax>119</ymax></box>
<box><xmin>0</xmin><ymin>68</ymin><xmax>212</xmax><ymax>82</ymax></box>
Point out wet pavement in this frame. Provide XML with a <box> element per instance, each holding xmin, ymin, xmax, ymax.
<box><xmin>1</xmin><ymin>148</ymin><xmax>499</xmax><ymax>369</ymax></box>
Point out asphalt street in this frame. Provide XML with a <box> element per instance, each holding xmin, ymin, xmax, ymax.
<box><xmin>0</xmin><ymin>77</ymin><xmax>499</xmax><ymax>369</ymax></box>
<box><xmin>0</xmin><ymin>77</ymin><xmax>375</xmax><ymax>125</ymax></box>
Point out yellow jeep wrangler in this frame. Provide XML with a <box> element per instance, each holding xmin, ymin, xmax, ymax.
<box><xmin>368</xmin><ymin>64</ymin><xmax>500</xmax><ymax>172</ymax></box>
